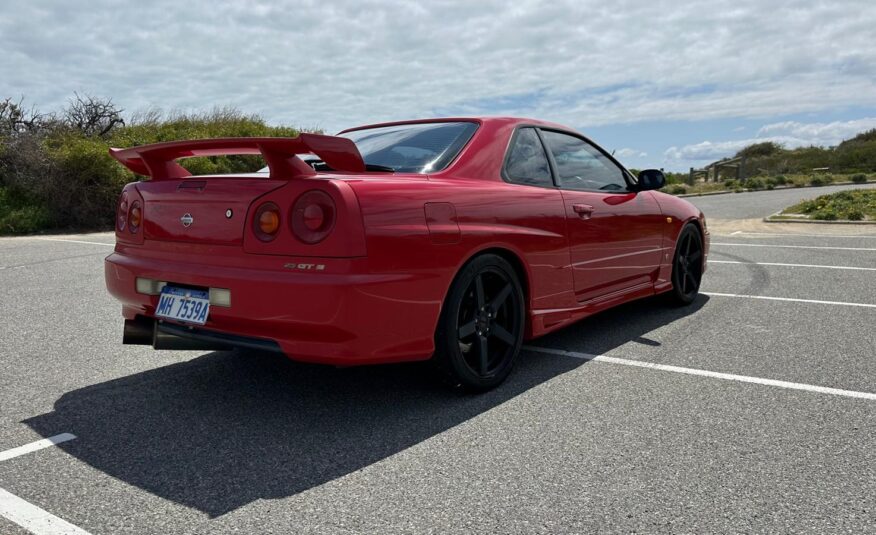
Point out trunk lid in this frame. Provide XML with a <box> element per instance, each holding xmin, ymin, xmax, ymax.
<box><xmin>136</xmin><ymin>177</ymin><xmax>284</xmax><ymax>245</ymax></box>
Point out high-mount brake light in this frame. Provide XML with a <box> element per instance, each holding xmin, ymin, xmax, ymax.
<box><xmin>254</xmin><ymin>202</ymin><xmax>281</xmax><ymax>241</ymax></box>
<box><xmin>117</xmin><ymin>191</ymin><xmax>129</xmax><ymax>231</ymax></box>
<box><xmin>291</xmin><ymin>190</ymin><xmax>336</xmax><ymax>244</ymax></box>
<box><xmin>128</xmin><ymin>201</ymin><xmax>142</xmax><ymax>233</ymax></box>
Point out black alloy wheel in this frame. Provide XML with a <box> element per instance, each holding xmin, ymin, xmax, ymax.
<box><xmin>669</xmin><ymin>224</ymin><xmax>704</xmax><ymax>305</ymax></box>
<box><xmin>434</xmin><ymin>254</ymin><xmax>525</xmax><ymax>391</ymax></box>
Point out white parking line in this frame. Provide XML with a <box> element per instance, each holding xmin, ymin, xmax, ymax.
<box><xmin>723</xmin><ymin>231</ymin><xmax>876</xmax><ymax>239</ymax></box>
<box><xmin>0</xmin><ymin>434</ymin><xmax>77</xmax><ymax>463</ymax></box>
<box><xmin>524</xmin><ymin>346</ymin><xmax>876</xmax><ymax>401</ymax></box>
<box><xmin>0</xmin><ymin>488</ymin><xmax>91</xmax><ymax>535</ymax></box>
<box><xmin>710</xmin><ymin>260</ymin><xmax>876</xmax><ymax>271</ymax></box>
<box><xmin>30</xmin><ymin>238</ymin><xmax>113</xmax><ymax>247</ymax></box>
<box><xmin>0</xmin><ymin>434</ymin><xmax>89</xmax><ymax>535</ymax></box>
<box><xmin>703</xmin><ymin>292</ymin><xmax>876</xmax><ymax>308</ymax></box>
<box><xmin>712</xmin><ymin>242</ymin><xmax>876</xmax><ymax>252</ymax></box>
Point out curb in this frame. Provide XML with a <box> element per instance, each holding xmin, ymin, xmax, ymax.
<box><xmin>676</xmin><ymin>180</ymin><xmax>876</xmax><ymax>198</ymax></box>
<box><xmin>763</xmin><ymin>211</ymin><xmax>876</xmax><ymax>225</ymax></box>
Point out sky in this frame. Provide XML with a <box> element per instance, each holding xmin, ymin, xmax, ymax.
<box><xmin>2</xmin><ymin>0</ymin><xmax>875</xmax><ymax>171</ymax></box>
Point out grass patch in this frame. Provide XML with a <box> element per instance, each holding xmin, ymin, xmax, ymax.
<box><xmin>663</xmin><ymin>172</ymin><xmax>873</xmax><ymax>197</ymax></box>
<box><xmin>780</xmin><ymin>189</ymin><xmax>876</xmax><ymax>221</ymax></box>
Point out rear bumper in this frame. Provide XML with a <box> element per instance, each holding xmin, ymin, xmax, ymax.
<box><xmin>105</xmin><ymin>245</ymin><xmax>443</xmax><ymax>365</ymax></box>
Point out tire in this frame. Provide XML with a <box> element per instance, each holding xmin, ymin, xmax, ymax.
<box><xmin>433</xmin><ymin>254</ymin><xmax>525</xmax><ymax>392</ymax></box>
<box><xmin>667</xmin><ymin>223</ymin><xmax>704</xmax><ymax>306</ymax></box>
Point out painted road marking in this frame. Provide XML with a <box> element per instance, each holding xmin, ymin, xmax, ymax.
<box><xmin>0</xmin><ymin>488</ymin><xmax>91</xmax><ymax>535</ymax></box>
<box><xmin>723</xmin><ymin>231</ymin><xmax>876</xmax><ymax>239</ymax></box>
<box><xmin>30</xmin><ymin>238</ymin><xmax>114</xmax><ymax>247</ymax></box>
<box><xmin>0</xmin><ymin>434</ymin><xmax>89</xmax><ymax>534</ymax></box>
<box><xmin>712</xmin><ymin>242</ymin><xmax>876</xmax><ymax>252</ymax></box>
<box><xmin>703</xmin><ymin>292</ymin><xmax>876</xmax><ymax>309</ymax></box>
<box><xmin>710</xmin><ymin>260</ymin><xmax>876</xmax><ymax>271</ymax></box>
<box><xmin>525</xmin><ymin>346</ymin><xmax>876</xmax><ymax>401</ymax></box>
<box><xmin>0</xmin><ymin>434</ymin><xmax>77</xmax><ymax>463</ymax></box>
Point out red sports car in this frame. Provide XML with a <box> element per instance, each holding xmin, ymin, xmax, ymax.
<box><xmin>106</xmin><ymin>117</ymin><xmax>708</xmax><ymax>390</ymax></box>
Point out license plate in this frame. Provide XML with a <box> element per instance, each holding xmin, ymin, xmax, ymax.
<box><xmin>155</xmin><ymin>286</ymin><xmax>210</xmax><ymax>325</ymax></box>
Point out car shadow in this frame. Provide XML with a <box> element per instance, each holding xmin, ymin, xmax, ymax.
<box><xmin>24</xmin><ymin>294</ymin><xmax>708</xmax><ymax>517</ymax></box>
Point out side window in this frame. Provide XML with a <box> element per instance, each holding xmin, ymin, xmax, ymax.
<box><xmin>504</xmin><ymin>128</ymin><xmax>553</xmax><ymax>187</ymax></box>
<box><xmin>541</xmin><ymin>130</ymin><xmax>628</xmax><ymax>191</ymax></box>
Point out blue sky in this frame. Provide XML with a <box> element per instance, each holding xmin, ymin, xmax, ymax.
<box><xmin>2</xmin><ymin>0</ymin><xmax>876</xmax><ymax>171</ymax></box>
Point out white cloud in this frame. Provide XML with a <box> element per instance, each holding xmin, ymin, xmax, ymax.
<box><xmin>1</xmin><ymin>1</ymin><xmax>875</xmax><ymax>133</ymax></box>
<box><xmin>756</xmin><ymin>118</ymin><xmax>876</xmax><ymax>146</ymax></box>
<box><xmin>665</xmin><ymin>117</ymin><xmax>876</xmax><ymax>162</ymax></box>
<box><xmin>615</xmin><ymin>148</ymin><xmax>647</xmax><ymax>158</ymax></box>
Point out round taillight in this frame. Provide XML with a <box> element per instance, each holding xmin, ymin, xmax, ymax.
<box><xmin>128</xmin><ymin>201</ymin><xmax>142</xmax><ymax>233</ymax></box>
<box><xmin>253</xmin><ymin>202</ymin><xmax>281</xmax><ymax>241</ymax></box>
<box><xmin>117</xmin><ymin>192</ymin><xmax>129</xmax><ymax>231</ymax></box>
<box><xmin>291</xmin><ymin>190</ymin><xmax>335</xmax><ymax>244</ymax></box>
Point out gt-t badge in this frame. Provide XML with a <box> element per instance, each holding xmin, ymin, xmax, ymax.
<box><xmin>106</xmin><ymin>118</ymin><xmax>709</xmax><ymax>391</ymax></box>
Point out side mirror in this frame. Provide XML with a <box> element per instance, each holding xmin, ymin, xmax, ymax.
<box><xmin>635</xmin><ymin>169</ymin><xmax>666</xmax><ymax>191</ymax></box>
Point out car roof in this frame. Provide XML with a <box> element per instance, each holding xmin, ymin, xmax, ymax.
<box><xmin>338</xmin><ymin>116</ymin><xmax>576</xmax><ymax>135</ymax></box>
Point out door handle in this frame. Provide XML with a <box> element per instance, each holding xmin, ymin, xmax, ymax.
<box><xmin>572</xmin><ymin>203</ymin><xmax>594</xmax><ymax>219</ymax></box>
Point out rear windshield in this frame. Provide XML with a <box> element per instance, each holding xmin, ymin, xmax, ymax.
<box><xmin>341</xmin><ymin>121</ymin><xmax>478</xmax><ymax>173</ymax></box>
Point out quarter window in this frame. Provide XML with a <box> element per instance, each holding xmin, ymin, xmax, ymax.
<box><xmin>541</xmin><ymin>131</ymin><xmax>628</xmax><ymax>191</ymax></box>
<box><xmin>504</xmin><ymin>128</ymin><xmax>553</xmax><ymax>187</ymax></box>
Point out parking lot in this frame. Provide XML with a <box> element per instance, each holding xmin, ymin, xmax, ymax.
<box><xmin>1</xmin><ymin>184</ymin><xmax>874</xmax><ymax>534</ymax></box>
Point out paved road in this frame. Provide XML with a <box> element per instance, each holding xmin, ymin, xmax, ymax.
<box><xmin>1</xmin><ymin>197</ymin><xmax>875</xmax><ymax>533</ymax></box>
<box><xmin>686</xmin><ymin>182</ymin><xmax>876</xmax><ymax>219</ymax></box>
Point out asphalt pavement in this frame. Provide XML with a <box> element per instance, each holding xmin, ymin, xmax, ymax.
<box><xmin>1</xmin><ymin>185</ymin><xmax>875</xmax><ymax>534</ymax></box>
<box><xmin>685</xmin><ymin>181</ymin><xmax>876</xmax><ymax>219</ymax></box>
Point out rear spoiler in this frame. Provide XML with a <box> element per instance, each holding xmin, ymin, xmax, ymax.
<box><xmin>108</xmin><ymin>134</ymin><xmax>365</xmax><ymax>180</ymax></box>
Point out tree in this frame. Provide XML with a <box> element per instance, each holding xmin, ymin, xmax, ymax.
<box><xmin>64</xmin><ymin>93</ymin><xmax>125</xmax><ymax>137</ymax></box>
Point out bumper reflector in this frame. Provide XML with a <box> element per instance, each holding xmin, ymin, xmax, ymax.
<box><xmin>209</xmin><ymin>288</ymin><xmax>232</xmax><ymax>307</ymax></box>
<box><xmin>136</xmin><ymin>278</ymin><xmax>231</xmax><ymax>307</ymax></box>
<box><xmin>136</xmin><ymin>278</ymin><xmax>166</xmax><ymax>295</ymax></box>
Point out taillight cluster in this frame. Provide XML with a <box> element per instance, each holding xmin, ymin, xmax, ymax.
<box><xmin>252</xmin><ymin>189</ymin><xmax>336</xmax><ymax>244</ymax></box>
<box><xmin>117</xmin><ymin>191</ymin><xmax>142</xmax><ymax>234</ymax></box>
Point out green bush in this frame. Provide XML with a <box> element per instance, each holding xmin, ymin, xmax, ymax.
<box><xmin>0</xmin><ymin>101</ymin><xmax>305</xmax><ymax>234</ymax></box>
<box><xmin>851</xmin><ymin>173</ymin><xmax>868</xmax><ymax>184</ymax></box>
<box><xmin>743</xmin><ymin>177</ymin><xmax>765</xmax><ymax>190</ymax></box>
<box><xmin>773</xmin><ymin>175</ymin><xmax>787</xmax><ymax>185</ymax></box>
<box><xmin>666</xmin><ymin>184</ymin><xmax>688</xmax><ymax>195</ymax></box>
<box><xmin>723</xmin><ymin>179</ymin><xmax>740</xmax><ymax>190</ymax></box>
<box><xmin>0</xmin><ymin>187</ymin><xmax>51</xmax><ymax>234</ymax></box>
<box><xmin>783</xmin><ymin>189</ymin><xmax>876</xmax><ymax>220</ymax></box>
<box><xmin>810</xmin><ymin>209</ymin><xmax>838</xmax><ymax>220</ymax></box>
<box><xmin>809</xmin><ymin>175</ymin><xmax>829</xmax><ymax>187</ymax></box>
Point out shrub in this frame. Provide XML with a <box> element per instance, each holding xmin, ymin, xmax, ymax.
<box><xmin>773</xmin><ymin>175</ymin><xmax>787</xmax><ymax>185</ymax></box>
<box><xmin>851</xmin><ymin>173</ymin><xmax>867</xmax><ymax>184</ymax></box>
<box><xmin>666</xmin><ymin>184</ymin><xmax>688</xmax><ymax>195</ymax></box>
<box><xmin>809</xmin><ymin>175</ymin><xmax>829</xmax><ymax>187</ymax></box>
<box><xmin>782</xmin><ymin>189</ymin><xmax>876</xmax><ymax>221</ymax></box>
<box><xmin>0</xmin><ymin>187</ymin><xmax>51</xmax><ymax>234</ymax></box>
<box><xmin>743</xmin><ymin>177</ymin><xmax>765</xmax><ymax>190</ymax></box>
<box><xmin>811</xmin><ymin>209</ymin><xmax>838</xmax><ymax>220</ymax></box>
<box><xmin>0</xmin><ymin>102</ymin><xmax>305</xmax><ymax>233</ymax></box>
<box><xmin>846</xmin><ymin>209</ymin><xmax>864</xmax><ymax>221</ymax></box>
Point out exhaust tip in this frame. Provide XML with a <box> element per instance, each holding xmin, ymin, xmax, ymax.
<box><xmin>123</xmin><ymin>317</ymin><xmax>154</xmax><ymax>345</ymax></box>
